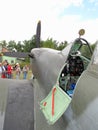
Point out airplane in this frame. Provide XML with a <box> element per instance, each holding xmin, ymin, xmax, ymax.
<box><xmin>29</xmin><ymin>21</ymin><xmax>98</xmax><ymax>130</ymax></box>
<box><xmin>0</xmin><ymin>20</ymin><xmax>98</xmax><ymax>130</ymax></box>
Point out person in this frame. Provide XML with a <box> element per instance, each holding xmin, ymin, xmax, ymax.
<box><xmin>0</xmin><ymin>62</ymin><xmax>2</xmax><ymax>78</ymax></box>
<box><xmin>4</xmin><ymin>60</ymin><xmax>8</xmax><ymax>78</ymax></box>
<box><xmin>7</xmin><ymin>63</ymin><xmax>13</xmax><ymax>79</ymax></box>
<box><xmin>15</xmin><ymin>63</ymin><xmax>21</xmax><ymax>79</ymax></box>
<box><xmin>1</xmin><ymin>61</ymin><xmax>6</xmax><ymax>78</ymax></box>
<box><xmin>22</xmin><ymin>65</ymin><xmax>29</xmax><ymax>79</ymax></box>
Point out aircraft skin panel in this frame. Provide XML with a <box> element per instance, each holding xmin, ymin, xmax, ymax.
<box><xmin>33</xmin><ymin>68</ymin><xmax>98</xmax><ymax>130</ymax></box>
<box><xmin>87</xmin><ymin>42</ymin><xmax>98</xmax><ymax>73</ymax></box>
<box><xmin>62</xmin><ymin>43</ymin><xmax>72</xmax><ymax>56</ymax></box>
<box><xmin>69</xmin><ymin>70</ymin><xmax>98</xmax><ymax>130</ymax></box>
<box><xmin>40</xmin><ymin>85</ymin><xmax>71</xmax><ymax>124</ymax></box>
<box><xmin>33</xmin><ymin>79</ymin><xmax>69</xmax><ymax>130</ymax></box>
<box><xmin>31</xmin><ymin>48</ymin><xmax>66</xmax><ymax>94</ymax></box>
<box><xmin>0</xmin><ymin>79</ymin><xmax>8</xmax><ymax>130</ymax></box>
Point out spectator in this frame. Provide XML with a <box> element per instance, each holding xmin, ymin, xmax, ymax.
<box><xmin>22</xmin><ymin>65</ymin><xmax>29</xmax><ymax>79</ymax></box>
<box><xmin>1</xmin><ymin>61</ymin><xmax>6</xmax><ymax>78</ymax></box>
<box><xmin>15</xmin><ymin>63</ymin><xmax>21</xmax><ymax>79</ymax></box>
<box><xmin>0</xmin><ymin>62</ymin><xmax>2</xmax><ymax>78</ymax></box>
<box><xmin>7</xmin><ymin>63</ymin><xmax>13</xmax><ymax>79</ymax></box>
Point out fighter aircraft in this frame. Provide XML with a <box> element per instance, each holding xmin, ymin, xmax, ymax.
<box><xmin>29</xmin><ymin>21</ymin><xmax>98</xmax><ymax>130</ymax></box>
<box><xmin>39</xmin><ymin>29</ymin><xmax>93</xmax><ymax>125</ymax></box>
<box><xmin>0</xmin><ymin>21</ymin><xmax>97</xmax><ymax>130</ymax></box>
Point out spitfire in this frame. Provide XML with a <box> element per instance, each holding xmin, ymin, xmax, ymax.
<box><xmin>29</xmin><ymin>22</ymin><xmax>98</xmax><ymax>130</ymax></box>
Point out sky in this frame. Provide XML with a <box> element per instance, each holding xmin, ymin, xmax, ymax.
<box><xmin>0</xmin><ymin>0</ymin><xmax>98</xmax><ymax>44</ymax></box>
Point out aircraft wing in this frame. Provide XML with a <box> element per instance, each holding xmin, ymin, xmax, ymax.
<box><xmin>1</xmin><ymin>79</ymin><xmax>34</xmax><ymax>130</ymax></box>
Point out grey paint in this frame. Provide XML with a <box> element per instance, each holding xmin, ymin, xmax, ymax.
<box><xmin>30</xmin><ymin>48</ymin><xmax>67</xmax><ymax>94</ymax></box>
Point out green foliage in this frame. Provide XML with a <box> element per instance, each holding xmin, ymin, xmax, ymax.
<box><xmin>56</xmin><ymin>41</ymin><xmax>68</xmax><ymax>50</ymax></box>
<box><xmin>41</xmin><ymin>38</ymin><xmax>68</xmax><ymax>51</ymax></box>
<box><xmin>42</xmin><ymin>38</ymin><xmax>57</xmax><ymax>49</ymax></box>
<box><xmin>17</xmin><ymin>58</ymin><xmax>30</xmax><ymax>70</ymax></box>
<box><xmin>80</xmin><ymin>45</ymin><xmax>91</xmax><ymax>59</ymax></box>
<box><xmin>91</xmin><ymin>43</ymin><xmax>96</xmax><ymax>52</ymax></box>
<box><xmin>7</xmin><ymin>40</ymin><xmax>17</xmax><ymax>50</ymax></box>
<box><xmin>23</xmin><ymin>35</ymin><xmax>37</xmax><ymax>52</ymax></box>
<box><xmin>0</xmin><ymin>34</ymin><xmax>97</xmax><ymax>61</ymax></box>
<box><xmin>19</xmin><ymin>61</ymin><xmax>28</xmax><ymax>69</ymax></box>
<box><xmin>1</xmin><ymin>40</ymin><xmax>7</xmax><ymax>47</ymax></box>
<box><xmin>16</xmin><ymin>41</ymin><xmax>23</xmax><ymax>52</ymax></box>
<box><xmin>80</xmin><ymin>43</ymin><xmax>96</xmax><ymax>59</ymax></box>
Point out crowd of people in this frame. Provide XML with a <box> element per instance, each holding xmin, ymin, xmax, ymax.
<box><xmin>0</xmin><ymin>60</ymin><xmax>29</xmax><ymax>79</ymax></box>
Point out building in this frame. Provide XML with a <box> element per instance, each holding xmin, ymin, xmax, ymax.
<box><xmin>3</xmin><ymin>52</ymin><xmax>29</xmax><ymax>64</ymax></box>
<box><xmin>0</xmin><ymin>45</ymin><xmax>29</xmax><ymax>64</ymax></box>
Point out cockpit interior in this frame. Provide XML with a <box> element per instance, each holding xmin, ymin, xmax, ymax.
<box><xmin>59</xmin><ymin>53</ymin><xmax>85</xmax><ymax>97</ymax></box>
<box><xmin>59</xmin><ymin>38</ymin><xmax>92</xmax><ymax>97</ymax></box>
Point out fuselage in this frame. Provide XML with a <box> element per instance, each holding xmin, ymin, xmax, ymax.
<box><xmin>30</xmin><ymin>47</ymin><xmax>67</xmax><ymax>94</ymax></box>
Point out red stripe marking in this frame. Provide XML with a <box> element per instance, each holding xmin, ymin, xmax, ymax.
<box><xmin>52</xmin><ymin>87</ymin><xmax>56</xmax><ymax>116</ymax></box>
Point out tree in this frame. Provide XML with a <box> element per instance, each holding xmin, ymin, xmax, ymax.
<box><xmin>23</xmin><ymin>35</ymin><xmax>36</xmax><ymax>52</ymax></box>
<box><xmin>1</xmin><ymin>40</ymin><xmax>7</xmax><ymax>47</ymax></box>
<box><xmin>7</xmin><ymin>40</ymin><xmax>17</xmax><ymax>50</ymax></box>
<box><xmin>42</xmin><ymin>38</ymin><xmax>57</xmax><ymax>49</ymax></box>
<box><xmin>16</xmin><ymin>41</ymin><xmax>24</xmax><ymax>52</ymax></box>
<box><xmin>91</xmin><ymin>43</ymin><xmax>96</xmax><ymax>52</ymax></box>
<box><xmin>56</xmin><ymin>41</ymin><xmax>68</xmax><ymax>50</ymax></box>
<box><xmin>80</xmin><ymin>43</ymin><xmax>96</xmax><ymax>59</ymax></box>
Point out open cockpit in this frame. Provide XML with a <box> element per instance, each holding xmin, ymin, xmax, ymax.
<box><xmin>59</xmin><ymin>53</ymin><xmax>85</xmax><ymax>97</ymax></box>
<box><xmin>59</xmin><ymin>36</ymin><xmax>93</xmax><ymax>97</ymax></box>
<box><xmin>40</xmin><ymin>29</ymin><xmax>93</xmax><ymax>124</ymax></box>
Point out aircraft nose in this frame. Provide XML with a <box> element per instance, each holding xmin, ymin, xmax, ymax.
<box><xmin>28</xmin><ymin>53</ymin><xmax>35</xmax><ymax>58</ymax></box>
<box><xmin>29</xmin><ymin>48</ymin><xmax>40</xmax><ymax>58</ymax></box>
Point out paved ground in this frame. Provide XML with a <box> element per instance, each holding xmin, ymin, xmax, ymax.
<box><xmin>1</xmin><ymin>79</ymin><xmax>34</xmax><ymax>130</ymax></box>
